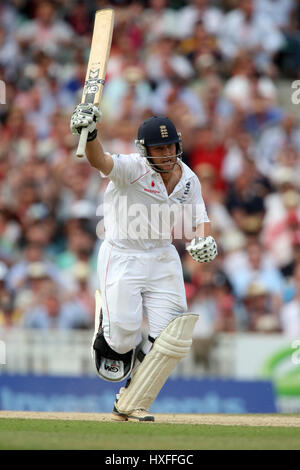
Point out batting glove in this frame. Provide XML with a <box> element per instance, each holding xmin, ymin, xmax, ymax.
<box><xmin>70</xmin><ymin>104</ymin><xmax>102</xmax><ymax>139</ymax></box>
<box><xmin>186</xmin><ymin>236</ymin><xmax>218</xmax><ymax>263</ymax></box>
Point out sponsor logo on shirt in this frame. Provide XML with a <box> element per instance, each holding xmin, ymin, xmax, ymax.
<box><xmin>177</xmin><ymin>181</ymin><xmax>191</xmax><ymax>203</ymax></box>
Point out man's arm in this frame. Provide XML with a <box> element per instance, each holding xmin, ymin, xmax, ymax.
<box><xmin>85</xmin><ymin>137</ymin><xmax>113</xmax><ymax>175</ymax></box>
<box><xmin>193</xmin><ymin>222</ymin><xmax>212</xmax><ymax>239</ymax></box>
<box><xmin>183</xmin><ymin>176</ymin><xmax>217</xmax><ymax>262</ymax></box>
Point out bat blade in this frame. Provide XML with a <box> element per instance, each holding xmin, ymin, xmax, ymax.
<box><xmin>76</xmin><ymin>9</ymin><xmax>114</xmax><ymax>158</ymax></box>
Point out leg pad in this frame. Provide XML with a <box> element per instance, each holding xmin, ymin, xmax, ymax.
<box><xmin>115</xmin><ymin>313</ymin><xmax>198</xmax><ymax>413</ymax></box>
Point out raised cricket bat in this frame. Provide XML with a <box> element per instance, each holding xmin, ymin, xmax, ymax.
<box><xmin>76</xmin><ymin>9</ymin><xmax>114</xmax><ymax>158</ymax></box>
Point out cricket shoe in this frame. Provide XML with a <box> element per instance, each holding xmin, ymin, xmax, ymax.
<box><xmin>112</xmin><ymin>404</ymin><xmax>154</xmax><ymax>422</ymax></box>
<box><xmin>111</xmin><ymin>382</ymin><xmax>154</xmax><ymax>422</ymax></box>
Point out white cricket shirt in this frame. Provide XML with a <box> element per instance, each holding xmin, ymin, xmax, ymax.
<box><xmin>101</xmin><ymin>153</ymin><xmax>209</xmax><ymax>250</ymax></box>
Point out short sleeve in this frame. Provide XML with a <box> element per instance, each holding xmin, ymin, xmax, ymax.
<box><xmin>188</xmin><ymin>176</ymin><xmax>210</xmax><ymax>227</ymax></box>
<box><xmin>103</xmin><ymin>153</ymin><xmax>142</xmax><ymax>187</ymax></box>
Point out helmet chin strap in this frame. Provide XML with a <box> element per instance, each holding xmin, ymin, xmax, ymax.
<box><xmin>146</xmin><ymin>151</ymin><xmax>183</xmax><ymax>174</ymax></box>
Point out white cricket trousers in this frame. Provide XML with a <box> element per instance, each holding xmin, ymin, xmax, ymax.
<box><xmin>97</xmin><ymin>240</ymin><xmax>188</xmax><ymax>354</ymax></box>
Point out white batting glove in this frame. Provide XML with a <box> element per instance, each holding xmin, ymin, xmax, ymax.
<box><xmin>186</xmin><ymin>236</ymin><xmax>218</xmax><ymax>263</ymax></box>
<box><xmin>70</xmin><ymin>103</ymin><xmax>102</xmax><ymax>136</ymax></box>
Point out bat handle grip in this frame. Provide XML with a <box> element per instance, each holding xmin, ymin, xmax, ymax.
<box><xmin>76</xmin><ymin>127</ymin><xmax>89</xmax><ymax>158</ymax></box>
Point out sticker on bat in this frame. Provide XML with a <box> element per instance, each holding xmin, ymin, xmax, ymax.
<box><xmin>84</xmin><ymin>69</ymin><xmax>105</xmax><ymax>95</ymax></box>
<box><xmin>85</xmin><ymin>84</ymin><xmax>99</xmax><ymax>94</ymax></box>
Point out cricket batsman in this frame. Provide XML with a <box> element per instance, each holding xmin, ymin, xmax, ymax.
<box><xmin>70</xmin><ymin>106</ymin><xmax>217</xmax><ymax>421</ymax></box>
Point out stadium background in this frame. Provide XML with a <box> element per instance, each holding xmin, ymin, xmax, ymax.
<box><xmin>0</xmin><ymin>0</ymin><xmax>300</xmax><ymax>414</ymax></box>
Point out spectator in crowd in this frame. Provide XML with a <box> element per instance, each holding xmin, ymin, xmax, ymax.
<box><xmin>6</xmin><ymin>242</ymin><xmax>63</xmax><ymax>293</ymax></box>
<box><xmin>177</xmin><ymin>0</ymin><xmax>224</xmax><ymax>38</ymax></box>
<box><xmin>16</xmin><ymin>1</ymin><xmax>74</xmax><ymax>58</ymax></box>
<box><xmin>222</xmin><ymin>129</ymin><xmax>254</xmax><ymax>183</ymax></box>
<box><xmin>265</xmin><ymin>0</ymin><xmax>300</xmax><ymax>77</ymax></box>
<box><xmin>190</xmin><ymin>267</ymin><xmax>222</xmax><ymax>339</ymax></box>
<box><xmin>0</xmin><ymin>208</ymin><xmax>21</xmax><ymax>262</ymax></box>
<box><xmin>54</xmin><ymin>227</ymin><xmax>97</xmax><ymax>289</ymax></box>
<box><xmin>223</xmin><ymin>52</ymin><xmax>278</xmax><ymax>114</ymax></box>
<box><xmin>262</xmin><ymin>166</ymin><xmax>300</xmax><ymax>268</ymax></box>
<box><xmin>13</xmin><ymin>261</ymin><xmax>55</xmax><ymax>315</ymax></box>
<box><xmin>190</xmin><ymin>265</ymin><xmax>236</xmax><ymax>369</ymax></box>
<box><xmin>254</xmin><ymin>113</ymin><xmax>300</xmax><ymax>177</ymax></box>
<box><xmin>22</xmin><ymin>284</ymin><xmax>91</xmax><ymax>330</ymax></box>
<box><xmin>199</xmin><ymin>76</ymin><xmax>234</xmax><ymax>132</ymax></box>
<box><xmin>195</xmin><ymin>162</ymin><xmax>236</xmax><ymax>238</ymax></box>
<box><xmin>0</xmin><ymin>289</ymin><xmax>20</xmax><ymax>328</ymax></box>
<box><xmin>189</xmin><ymin>123</ymin><xmax>226</xmax><ymax>192</ymax></box>
<box><xmin>145</xmin><ymin>35</ymin><xmax>194</xmax><ymax>86</ymax></box>
<box><xmin>140</xmin><ymin>0</ymin><xmax>178</xmax><ymax>44</ymax></box>
<box><xmin>0</xmin><ymin>24</ymin><xmax>21</xmax><ymax>81</ymax></box>
<box><xmin>0</xmin><ymin>260</ymin><xmax>20</xmax><ymax>327</ymax></box>
<box><xmin>72</xmin><ymin>261</ymin><xmax>96</xmax><ymax>321</ymax></box>
<box><xmin>56</xmin><ymin>162</ymin><xmax>99</xmax><ymax>221</ymax></box>
<box><xmin>221</xmin><ymin>229</ymin><xmax>249</xmax><ymax>279</ymax></box>
<box><xmin>241</xmin><ymin>280</ymin><xmax>282</xmax><ymax>333</ymax></box>
<box><xmin>255</xmin><ymin>0</ymin><xmax>295</xmax><ymax>30</ymax></box>
<box><xmin>218</xmin><ymin>0</ymin><xmax>285</xmax><ymax>74</ymax></box>
<box><xmin>280</xmin><ymin>233</ymin><xmax>300</xmax><ymax>280</ymax></box>
<box><xmin>66</xmin><ymin>0</ymin><xmax>91</xmax><ymax>37</ymax></box>
<box><xmin>0</xmin><ymin>261</ymin><xmax>8</xmax><ymax>295</ymax></box>
<box><xmin>151</xmin><ymin>73</ymin><xmax>206</xmax><ymax>124</ymax></box>
<box><xmin>262</xmin><ymin>186</ymin><xmax>300</xmax><ymax>271</ymax></box>
<box><xmin>228</xmin><ymin>238</ymin><xmax>285</xmax><ymax>319</ymax></box>
<box><xmin>101</xmin><ymin>64</ymin><xmax>152</xmax><ymax>122</ymax></box>
<box><xmin>225</xmin><ymin>157</ymin><xmax>272</xmax><ymax>232</ymax></box>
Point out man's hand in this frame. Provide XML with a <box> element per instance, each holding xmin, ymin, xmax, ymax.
<box><xmin>70</xmin><ymin>103</ymin><xmax>102</xmax><ymax>138</ymax></box>
<box><xmin>186</xmin><ymin>236</ymin><xmax>218</xmax><ymax>263</ymax></box>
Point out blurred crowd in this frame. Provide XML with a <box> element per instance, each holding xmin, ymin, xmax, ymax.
<box><xmin>1</xmin><ymin>0</ymin><xmax>300</xmax><ymax>339</ymax></box>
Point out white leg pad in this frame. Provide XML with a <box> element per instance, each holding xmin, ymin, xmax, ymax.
<box><xmin>115</xmin><ymin>313</ymin><xmax>198</xmax><ymax>414</ymax></box>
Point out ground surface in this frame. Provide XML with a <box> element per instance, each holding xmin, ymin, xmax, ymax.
<box><xmin>0</xmin><ymin>412</ymin><xmax>300</xmax><ymax>450</ymax></box>
<box><xmin>1</xmin><ymin>411</ymin><xmax>300</xmax><ymax>427</ymax></box>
